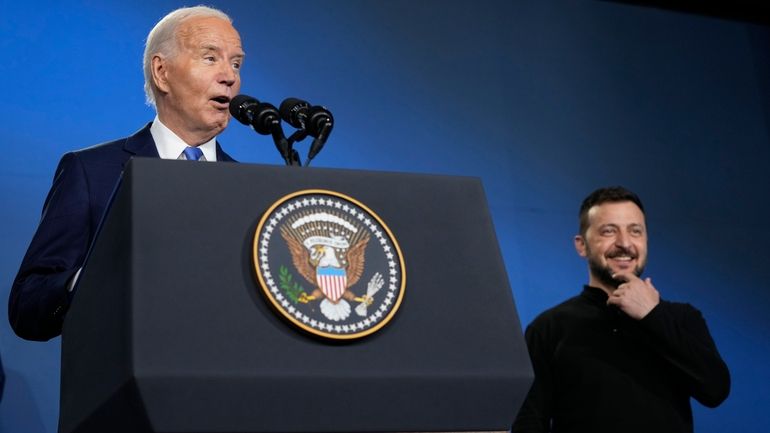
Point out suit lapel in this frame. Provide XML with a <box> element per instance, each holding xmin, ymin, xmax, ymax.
<box><xmin>215</xmin><ymin>142</ymin><xmax>237</xmax><ymax>162</ymax></box>
<box><xmin>122</xmin><ymin>121</ymin><xmax>236</xmax><ymax>162</ymax></box>
<box><xmin>124</xmin><ymin>122</ymin><xmax>160</xmax><ymax>158</ymax></box>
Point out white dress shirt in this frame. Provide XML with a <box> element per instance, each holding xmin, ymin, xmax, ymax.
<box><xmin>150</xmin><ymin>116</ymin><xmax>218</xmax><ymax>161</ymax></box>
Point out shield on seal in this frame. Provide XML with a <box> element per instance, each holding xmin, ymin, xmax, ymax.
<box><xmin>316</xmin><ymin>266</ymin><xmax>347</xmax><ymax>302</ymax></box>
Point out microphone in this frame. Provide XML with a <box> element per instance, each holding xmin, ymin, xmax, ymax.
<box><xmin>230</xmin><ymin>94</ymin><xmax>279</xmax><ymax>135</ymax></box>
<box><xmin>230</xmin><ymin>95</ymin><xmax>297</xmax><ymax>165</ymax></box>
<box><xmin>279</xmin><ymin>97</ymin><xmax>310</xmax><ymax>130</ymax></box>
<box><xmin>279</xmin><ymin>98</ymin><xmax>334</xmax><ymax>139</ymax></box>
<box><xmin>279</xmin><ymin>98</ymin><xmax>334</xmax><ymax>166</ymax></box>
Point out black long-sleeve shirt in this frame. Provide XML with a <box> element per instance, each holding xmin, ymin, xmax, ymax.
<box><xmin>512</xmin><ymin>286</ymin><xmax>730</xmax><ymax>433</ymax></box>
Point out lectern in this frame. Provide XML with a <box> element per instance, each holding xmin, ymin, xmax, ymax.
<box><xmin>59</xmin><ymin>158</ymin><xmax>533</xmax><ymax>433</ymax></box>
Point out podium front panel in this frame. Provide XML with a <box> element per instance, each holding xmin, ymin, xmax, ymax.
<box><xmin>61</xmin><ymin>159</ymin><xmax>533</xmax><ymax>433</ymax></box>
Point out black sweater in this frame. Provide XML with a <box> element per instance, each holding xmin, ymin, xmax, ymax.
<box><xmin>512</xmin><ymin>286</ymin><xmax>730</xmax><ymax>433</ymax></box>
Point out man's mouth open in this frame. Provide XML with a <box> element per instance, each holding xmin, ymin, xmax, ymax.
<box><xmin>211</xmin><ymin>96</ymin><xmax>231</xmax><ymax>109</ymax></box>
<box><xmin>607</xmin><ymin>254</ymin><xmax>636</xmax><ymax>270</ymax></box>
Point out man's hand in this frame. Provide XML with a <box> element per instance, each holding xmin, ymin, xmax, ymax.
<box><xmin>607</xmin><ymin>273</ymin><xmax>660</xmax><ymax>319</ymax></box>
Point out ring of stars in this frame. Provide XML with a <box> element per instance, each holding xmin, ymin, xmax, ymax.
<box><xmin>255</xmin><ymin>191</ymin><xmax>404</xmax><ymax>338</ymax></box>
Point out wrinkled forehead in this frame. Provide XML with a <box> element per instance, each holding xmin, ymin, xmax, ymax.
<box><xmin>176</xmin><ymin>16</ymin><xmax>242</xmax><ymax>50</ymax></box>
<box><xmin>587</xmin><ymin>201</ymin><xmax>646</xmax><ymax>228</ymax></box>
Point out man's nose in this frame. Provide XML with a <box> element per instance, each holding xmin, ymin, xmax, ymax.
<box><xmin>615</xmin><ymin>231</ymin><xmax>631</xmax><ymax>247</ymax></box>
<box><xmin>219</xmin><ymin>63</ymin><xmax>237</xmax><ymax>86</ymax></box>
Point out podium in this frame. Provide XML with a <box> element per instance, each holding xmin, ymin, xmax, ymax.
<box><xmin>59</xmin><ymin>158</ymin><xmax>533</xmax><ymax>433</ymax></box>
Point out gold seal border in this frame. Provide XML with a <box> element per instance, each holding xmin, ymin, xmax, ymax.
<box><xmin>253</xmin><ymin>189</ymin><xmax>406</xmax><ymax>340</ymax></box>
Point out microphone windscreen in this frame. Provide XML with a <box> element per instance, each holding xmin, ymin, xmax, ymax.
<box><xmin>279</xmin><ymin>98</ymin><xmax>310</xmax><ymax>129</ymax></box>
<box><xmin>230</xmin><ymin>94</ymin><xmax>258</xmax><ymax>124</ymax></box>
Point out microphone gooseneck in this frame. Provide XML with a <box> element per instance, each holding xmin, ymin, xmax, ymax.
<box><xmin>230</xmin><ymin>95</ymin><xmax>298</xmax><ymax>166</ymax></box>
<box><xmin>230</xmin><ymin>94</ymin><xmax>334</xmax><ymax>167</ymax></box>
<box><xmin>279</xmin><ymin>98</ymin><xmax>334</xmax><ymax>166</ymax></box>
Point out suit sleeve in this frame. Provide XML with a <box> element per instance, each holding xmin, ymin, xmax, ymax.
<box><xmin>638</xmin><ymin>302</ymin><xmax>731</xmax><ymax>407</ymax></box>
<box><xmin>8</xmin><ymin>152</ymin><xmax>92</xmax><ymax>341</ymax></box>
<box><xmin>512</xmin><ymin>320</ymin><xmax>552</xmax><ymax>433</ymax></box>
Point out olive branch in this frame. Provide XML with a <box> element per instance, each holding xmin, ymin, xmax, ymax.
<box><xmin>279</xmin><ymin>265</ymin><xmax>305</xmax><ymax>304</ymax></box>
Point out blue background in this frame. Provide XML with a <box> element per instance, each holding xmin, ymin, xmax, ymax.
<box><xmin>1</xmin><ymin>1</ymin><xmax>769</xmax><ymax>432</ymax></box>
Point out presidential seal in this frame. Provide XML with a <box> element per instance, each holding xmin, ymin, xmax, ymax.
<box><xmin>254</xmin><ymin>189</ymin><xmax>405</xmax><ymax>340</ymax></box>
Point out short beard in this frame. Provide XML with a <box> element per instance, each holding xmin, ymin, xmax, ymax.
<box><xmin>587</xmin><ymin>252</ymin><xmax>645</xmax><ymax>290</ymax></box>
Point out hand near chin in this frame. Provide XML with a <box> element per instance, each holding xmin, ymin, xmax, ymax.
<box><xmin>607</xmin><ymin>272</ymin><xmax>660</xmax><ymax>320</ymax></box>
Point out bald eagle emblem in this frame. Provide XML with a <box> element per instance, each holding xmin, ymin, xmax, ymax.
<box><xmin>254</xmin><ymin>190</ymin><xmax>405</xmax><ymax>340</ymax></box>
<box><xmin>280</xmin><ymin>211</ymin><xmax>373</xmax><ymax>321</ymax></box>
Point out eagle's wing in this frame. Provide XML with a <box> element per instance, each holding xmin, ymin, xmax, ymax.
<box><xmin>345</xmin><ymin>234</ymin><xmax>370</xmax><ymax>287</ymax></box>
<box><xmin>280</xmin><ymin>228</ymin><xmax>317</xmax><ymax>285</ymax></box>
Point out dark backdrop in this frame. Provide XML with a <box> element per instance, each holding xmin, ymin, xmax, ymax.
<box><xmin>1</xmin><ymin>1</ymin><xmax>768</xmax><ymax>432</ymax></box>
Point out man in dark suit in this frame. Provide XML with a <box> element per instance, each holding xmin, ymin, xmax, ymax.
<box><xmin>9</xmin><ymin>6</ymin><xmax>245</xmax><ymax>341</ymax></box>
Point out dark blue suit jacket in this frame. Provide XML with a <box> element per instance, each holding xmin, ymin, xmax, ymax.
<box><xmin>9</xmin><ymin>122</ymin><xmax>235</xmax><ymax>341</ymax></box>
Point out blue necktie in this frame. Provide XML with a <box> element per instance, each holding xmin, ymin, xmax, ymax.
<box><xmin>183</xmin><ymin>146</ymin><xmax>204</xmax><ymax>161</ymax></box>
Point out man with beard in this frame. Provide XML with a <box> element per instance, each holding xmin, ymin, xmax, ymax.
<box><xmin>512</xmin><ymin>186</ymin><xmax>730</xmax><ymax>433</ymax></box>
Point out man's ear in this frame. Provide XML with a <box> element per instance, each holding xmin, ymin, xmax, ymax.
<box><xmin>574</xmin><ymin>234</ymin><xmax>587</xmax><ymax>258</ymax></box>
<box><xmin>151</xmin><ymin>55</ymin><xmax>170</xmax><ymax>95</ymax></box>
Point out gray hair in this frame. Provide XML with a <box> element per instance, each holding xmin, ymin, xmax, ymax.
<box><xmin>143</xmin><ymin>6</ymin><xmax>232</xmax><ymax>107</ymax></box>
